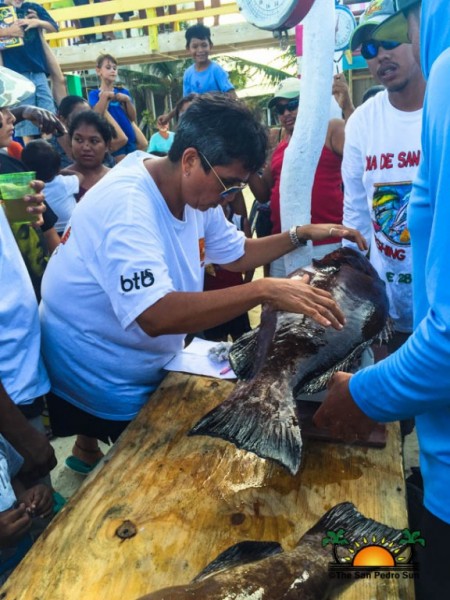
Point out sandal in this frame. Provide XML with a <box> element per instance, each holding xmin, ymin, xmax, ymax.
<box><xmin>65</xmin><ymin>455</ymin><xmax>102</xmax><ymax>475</ymax></box>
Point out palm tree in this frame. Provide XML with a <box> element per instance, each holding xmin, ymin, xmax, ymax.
<box><xmin>218</xmin><ymin>45</ymin><xmax>298</xmax><ymax>88</ymax></box>
<box><xmin>117</xmin><ymin>45</ymin><xmax>298</xmax><ymax>129</ymax></box>
<box><xmin>322</xmin><ymin>529</ymin><xmax>350</xmax><ymax>563</ymax></box>
<box><xmin>117</xmin><ymin>61</ymin><xmax>187</xmax><ymax>135</ymax></box>
<box><xmin>399</xmin><ymin>529</ymin><xmax>426</xmax><ymax>547</ymax></box>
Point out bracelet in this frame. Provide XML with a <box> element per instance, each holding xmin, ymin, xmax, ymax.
<box><xmin>289</xmin><ymin>225</ymin><xmax>307</xmax><ymax>248</ymax></box>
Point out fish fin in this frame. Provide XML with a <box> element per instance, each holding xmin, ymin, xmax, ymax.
<box><xmin>295</xmin><ymin>341</ymin><xmax>371</xmax><ymax>396</ymax></box>
<box><xmin>306</xmin><ymin>502</ymin><xmax>404</xmax><ymax>546</ymax></box>
<box><xmin>189</xmin><ymin>379</ymin><xmax>303</xmax><ymax>475</ymax></box>
<box><xmin>228</xmin><ymin>328</ymin><xmax>260</xmax><ymax>379</ymax></box>
<box><xmin>193</xmin><ymin>541</ymin><xmax>283</xmax><ymax>583</ymax></box>
<box><xmin>373</xmin><ymin>317</ymin><xmax>394</xmax><ymax>346</ymax></box>
<box><xmin>229</xmin><ymin>309</ymin><xmax>277</xmax><ymax>380</ymax></box>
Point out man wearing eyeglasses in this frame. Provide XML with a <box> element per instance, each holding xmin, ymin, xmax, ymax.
<box><xmin>342</xmin><ymin>0</ymin><xmax>425</xmax><ymax>360</ymax></box>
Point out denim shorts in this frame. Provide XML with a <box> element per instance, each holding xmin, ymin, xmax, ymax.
<box><xmin>14</xmin><ymin>72</ymin><xmax>56</xmax><ymax>137</ymax></box>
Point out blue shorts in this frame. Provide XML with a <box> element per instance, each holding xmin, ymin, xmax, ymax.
<box><xmin>14</xmin><ymin>72</ymin><xmax>56</xmax><ymax>138</ymax></box>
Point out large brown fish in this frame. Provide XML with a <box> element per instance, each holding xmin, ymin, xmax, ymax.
<box><xmin>190</xmin><ymin>248</ymin><xmax>390</xmax><ymax>474</ymax></box>
<box><xmin>136</xmin><ymin>502</ymin><xmax>405</xmax><ymax>600</ymax></box>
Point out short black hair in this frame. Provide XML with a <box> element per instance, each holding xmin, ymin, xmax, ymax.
<box><xmin>69</xmin><ymin>110</ymin><xmax>114</xmax><ymax>144</ymax></box>
<box><xmin>58</xmin><ymin>95</ymin><xmax>88</xmax><ymax>120</ymax></box>
<box><xmin>185</xmin><ymin>24</ymin><xmax>212</xmax><ymax>48</ymax></box>
<box><xmin>168</xmin><ymin>94</ymin><xmax>267</xmax><ymax>174</ymax></box>
<box><xmin>21</xmin><ymin>139</ymin><xmax>61</xmax><ymax>183</ymax></box>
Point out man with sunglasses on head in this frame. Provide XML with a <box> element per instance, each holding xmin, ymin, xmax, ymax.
<box><xmin>249</xmin><ymin>75</ymin><xmax>354</xmax><ymax>277</ymax></box>
<box><xmin>342</xmin><ymin>0</ymin><xmax>425</xmax><ymax>361</ymax></box>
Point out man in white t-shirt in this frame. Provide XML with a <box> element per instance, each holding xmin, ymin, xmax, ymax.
<box><xmin>40</xmin><ymin>93</ymin><xmax>367</xmax><ymax>472</ymax></box>
<box><xmin>0</xmin><ymin>67</ymin><xmax>56</xmax><ymax>480</ymax></box>
<box><xmin>343</xmin><ymin>0</ymin><xmax>425</xmax><ymax>353</ymax></box>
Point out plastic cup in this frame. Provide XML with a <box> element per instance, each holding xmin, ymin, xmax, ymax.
<box><xmin>0</xmin><ymin>171</ymin><xmax>38</xmax><ymax>224</ymax></box>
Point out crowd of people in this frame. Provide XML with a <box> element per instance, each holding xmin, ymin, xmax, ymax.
<box><xmin>0</xmin><ymin>2</ymin><xmax>449</xmax><ymax>597</ymax></box>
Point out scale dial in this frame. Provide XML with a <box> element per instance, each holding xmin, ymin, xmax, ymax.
<box><xmin>334</xmin><ymin>4</ymin><xmax>356</xmax><ymax>51</ymax></box>
<box><xmin>237</xmin><ymin>0</ymin><xmax>316</xmax><ymax>31</ymax></box>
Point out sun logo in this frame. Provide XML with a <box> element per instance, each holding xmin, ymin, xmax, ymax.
<box><xmin>323</xmin><ymin>528</ymin><xmax>425</xmax><ymax>570</ymax></box>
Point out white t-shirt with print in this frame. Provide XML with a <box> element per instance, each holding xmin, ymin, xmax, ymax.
<box><xmin>40</xmin><ymin>151</ymin><xmax>246</xmax><ymax>421</ymax></box>
<box><xmin>43</xmin><ymin>174</ymin><xmax>79</xmax><ymax>234</ymax></box>
<box><xmin>0</xmin><ymin>207</ymin><xmax>50</xmax><ymax>405</ymax></box>
<box><xmin>342</xmin><ymin>90</ymin><xmax>422</xmax><ymax>333</ymax></box>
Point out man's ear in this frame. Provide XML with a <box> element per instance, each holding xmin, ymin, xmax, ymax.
<box><xmin>181</xmin><ymin>147</ymin><xmax>199</xmax><ymax>175</ymax></box>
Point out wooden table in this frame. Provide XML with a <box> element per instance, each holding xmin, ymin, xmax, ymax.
<box><xmin>1</xmin><ymin>372</ymin><xmax>413</xmax><ymax>599</ymax></box>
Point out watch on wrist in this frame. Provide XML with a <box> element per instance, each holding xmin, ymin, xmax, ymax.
<box><xmin>289</xmin><ymin>225</ymin><xmax>307</xmax><ymax>248</ymax></box>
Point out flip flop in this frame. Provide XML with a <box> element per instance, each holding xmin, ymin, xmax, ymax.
<box><xmin>65</xmin><ymin>455</ymin><xmax>101</xmax><ymax>475</ymax></box>
<box><xmin>52</xmin><ymin>491</ymin><xmax>67</xmax><ymax>514</ymax></box>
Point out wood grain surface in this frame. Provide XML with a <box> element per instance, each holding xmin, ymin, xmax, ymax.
<box><xmin>1</xmin><ymin>373</ymin><xmax>413</xmax><ymax>599</ymax></box>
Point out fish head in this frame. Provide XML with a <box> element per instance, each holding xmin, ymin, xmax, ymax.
<box><xmin>312</xmin><ymin>247</ymin><xmax>380</xmax><ymax>281</ymax></box>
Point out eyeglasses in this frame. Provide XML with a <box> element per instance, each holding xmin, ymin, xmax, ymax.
<box><xmin>198</xmin><ymin>151</ymin><xmax>248</xmax><ymax>199</ymax></box>
<box><xmin>360</xmin><ymin>39</ymin><xmax>401</xmax><ymax>60</ymax></box>
<box><xmin>274</xmin><ymin>98</ymin><xmax>299</xmax><ymax>116</ymax></box>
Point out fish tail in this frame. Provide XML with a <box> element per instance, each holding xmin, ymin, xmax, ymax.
<box><xmin>309</xmin><ymin>502</ymin><xmax>404</xmax><ymax>544</ymax></box>
<box><xmin>189</xmin><ymin>379</ymin><xmax>303</xmax><ymax>475</ymax></box>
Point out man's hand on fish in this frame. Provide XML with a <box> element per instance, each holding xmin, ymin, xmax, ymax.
<box><xmin>268</xmin><ymin>274</ymin><xmax>346</xmax><ymax>330</ymax></box>
<box><xmin>313</xmin><ymin>371</ymin><xmax>378</xmax><ymax>441</ymax></box>
<box><xmin>304</xmin><ymin>223</ymin><xmax>368</xmax><ymax>252</ymax></box>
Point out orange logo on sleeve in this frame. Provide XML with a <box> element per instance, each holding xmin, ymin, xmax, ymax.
<box><xmin>199</xmin><ymin>237</ymin><xmax>205</xmax><ymax>266</ymax></box>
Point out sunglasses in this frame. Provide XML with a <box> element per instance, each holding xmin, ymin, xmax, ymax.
<box><xmin>198</xmin><ymin>151</ymin><xmax>247</xmax><ymax>199</ymax></box>
<box><xmin>274</xmin><ymin>98</ymin><xmax>299</xmax><ymax>116</ymax></box>
<box><xmin>360</xmin><ymin>39</ymin><xmax>401</xmax><ymax>60</ymax></box>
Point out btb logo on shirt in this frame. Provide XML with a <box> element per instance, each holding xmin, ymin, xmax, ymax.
<box><xmin>120</xmin><ymin>269</ymin><xmax>155</xmax><ymax>292</ymax></box>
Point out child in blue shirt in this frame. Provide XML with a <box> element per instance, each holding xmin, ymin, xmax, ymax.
<box><xmin>158</xmin><ymin>24</ymin><xmax>235</xmax><ymax>128</ymax></box>
<box><xmin>0</xmin><ymin>0</ymin><xmax>58</xmax><ymax>140</ymax></box>
<box><xmin>89</xmin><ymin>53</ymin><xmax>137</xmax><ymax>162</ymax></box>
<box><xmin>183</xmin><ymin>24</ymin><xmax>235</xmax><ymax>96</ymax></box>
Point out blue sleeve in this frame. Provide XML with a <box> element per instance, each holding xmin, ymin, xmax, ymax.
<box><xmin>212</xmin><ymin>62</ymin><xmax>234</xmax><ymax>92</ymax></box>
<box><xmin>88</xmin><ymin>89</ymin><xmax>99</xmax><ymax>107</ymax></box>
<box><xmin>183</xmin><ymin>69</ymin><xmax>190</xmax><ymax>96</ymax></box>
<box><xmin>350</xmin><ymin>50</ymin><xmax>450</xmax><ymax>421</ymax></box>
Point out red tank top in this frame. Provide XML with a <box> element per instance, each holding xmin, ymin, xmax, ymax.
<box><xmin>269</xmin><ymin>141</ymin><xmax>343</xmax><ymax>246</ymax></box>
